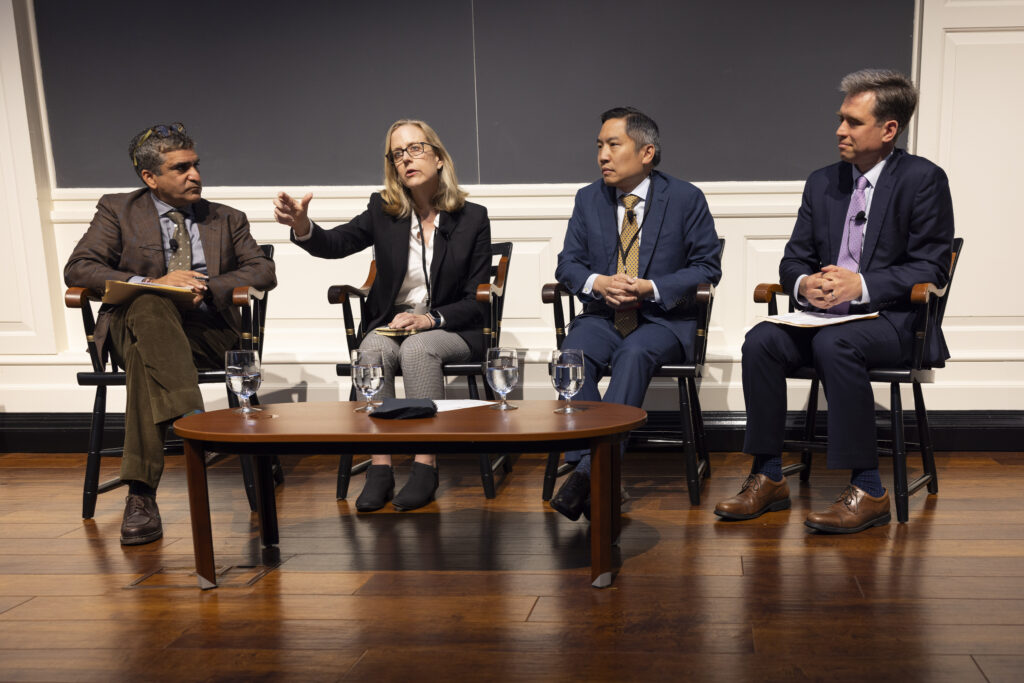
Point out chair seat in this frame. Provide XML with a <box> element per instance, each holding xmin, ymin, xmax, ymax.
<box><xmin>786</xmin><ymin>366</ymin><xmax>936</xmax><ymax>383</ymax></box>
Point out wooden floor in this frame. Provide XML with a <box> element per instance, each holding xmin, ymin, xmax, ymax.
<box><xmin>0</xmin><ymin>449</ymin><xmax>1022</xmax><ymax>682</ymax></box>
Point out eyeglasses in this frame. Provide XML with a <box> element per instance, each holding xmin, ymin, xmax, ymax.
<box><xmin>386</xmin><ymin>141</ymin><xmax>434</xmax><ymax>165</ymax></box>
<box><xmin>132</xmin><ymin>122</ymin><xmax>186</xmax><ymax>167</ymax></box>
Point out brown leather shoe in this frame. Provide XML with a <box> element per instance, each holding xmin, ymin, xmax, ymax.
<box><xmin>714</xmin><ymin>473</ymin><xmax>791</xmax><ymax>520</ymax></box>
<box><xmin>805</xmin><ymin>485</ymin><xmax>891</xmax><ymax>534</ymax></box>
<box><xmin>120</xmin><ymin>494</ymin><xmax>163</xmax><ymax>545</ymax></box>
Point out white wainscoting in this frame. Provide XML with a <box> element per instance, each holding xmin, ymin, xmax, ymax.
<box><xmin>6</xmin><ymin>179</ymin><xmax>1015</xmax><ymax>416</ymax></box>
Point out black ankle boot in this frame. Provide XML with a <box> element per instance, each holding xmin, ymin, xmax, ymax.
<box><xmin>392</xmin><ymin>462</ymin><xmax>439</xmax><ymax>511</ymax></box>
<box><xmin>356</xmin><ymin>465</ymin><xmax>395</xmax><ymax>512</ymax></box>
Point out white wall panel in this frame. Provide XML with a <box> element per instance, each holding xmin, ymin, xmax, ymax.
<box><xmin>1</xmin><ymin>0</ymin><xmax>1022</xmax><ymax>415</ymax></box>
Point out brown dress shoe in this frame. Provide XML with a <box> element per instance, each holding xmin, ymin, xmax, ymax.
<box><xmin>805</xmin><ymin>485</ymin><xmax>891</xmax><ymax>534</ymax></box>
<box><xmin>714</xmin><ymin>473</ymin><xmax>791</xmax><ymax>520</ymax></box>
<box><xmin>120</xmin><ymin>494</ymin><xmax>163</xmax><ymax>545</ymax></box>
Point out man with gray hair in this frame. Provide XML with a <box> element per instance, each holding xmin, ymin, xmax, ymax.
<box><xmin>550</xmin><ymin>106</ymin><xmax>722</xmax><ymax>521</ymax></box>
<box><xmin>715</xmin><ymin>70</ymin><xmax>954</xmax><ymax>533</ymax></box>
<box><xmin>64</xmin><ymin>123</ymin><xmax>275</xmax><ymax>545</ymax></box>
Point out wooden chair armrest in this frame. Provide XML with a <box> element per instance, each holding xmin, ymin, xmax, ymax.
<box><xmin>231</xmin><ymin>286</ymin><xmax>265</xmax><ymax>306</ymax></box>
<box><xmin>327</xmin><ymin>284</ymin><xmax>371</xmax><ymax>305</ymax></box>
<box><xmin>696</xmin><ymin>283</ymin><xmax>715</xmax><ymax>306</ymax></box>
<box><xmin>911</xmin><ymin>282</ymin><xmax>946</xmax><ymax>305</ymax></box>
<box><xmin>753</xmin><ymin>283</ymin><xmax>784</xmax><ymax>303</ymax></box>
<box><xmin>541</xmin><ymin>282</ymin><xmax>569</xmax><ymax>304</ymax></box>
<box><xmin>64</xmin><ymin>287</ymin><xmax>96</xmax><ymax>309</ymax></box>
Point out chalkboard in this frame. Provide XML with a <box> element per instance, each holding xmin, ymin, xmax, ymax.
<box><xmin>35</xmin><ymin>0</ymin><xmax>914</xmax><ymax>187</ymax></box>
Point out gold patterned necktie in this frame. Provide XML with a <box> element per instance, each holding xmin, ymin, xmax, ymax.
<box><xmin>166</xmin><ymin>209</ymin><xmax>192</xmax><ymax>272</ymax></box>
<box><xmin>614</xmin><ymin>194</ymin><xmax>641</xmax><ymax>337</ymax></box>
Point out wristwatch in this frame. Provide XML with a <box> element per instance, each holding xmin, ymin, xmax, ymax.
<box><xmin>429</xmin><ymin>310</ymin><xmax>442</xmax><ymax>329</ymax></box>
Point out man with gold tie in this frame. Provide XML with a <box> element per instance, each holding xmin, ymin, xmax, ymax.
<box><xmin>550</xmin><ymin>107</ymin><xmax>722</xmax><ymax>521</ymax></box>
<box><xmin>715</xmin><ymin>70</ymin><xmax>954</xmax><ymax>533</ymax></box>
<box><xmin>64</xmin><ymin>123</ymin><xmax>275</xmax><ymax>545</ymax></box>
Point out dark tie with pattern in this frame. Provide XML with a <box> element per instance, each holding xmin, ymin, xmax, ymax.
<box><xmin>166</xmin><ymin>210</ymin><xmax>192</xmax><ymax>272</ymax></box>
<box><xmin>831</xmin><ymin>175</ymin><xmax>869</xmax><ymax>314</ymax></box>
<box><xmin>614</xmin><ymin>194</ymin><xmax>641</xmax><ymax>337</ymax></box>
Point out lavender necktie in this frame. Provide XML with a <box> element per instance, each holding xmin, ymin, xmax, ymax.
<box><xmin>831</xmin><ymin>174</ymin><xmax>869</xmax><ymax>314</ymax></box>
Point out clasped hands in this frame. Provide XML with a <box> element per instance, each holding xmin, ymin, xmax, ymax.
<box><xmin>800</xmin><ymin>265</ymin><xmax>861</xmax><ymax>310</ymax></box>
<box><xmin>593</xmin><ymin>273</ymin><xmax>654</xmax><ymax>310</ymax></box>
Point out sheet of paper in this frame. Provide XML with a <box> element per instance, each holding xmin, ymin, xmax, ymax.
<box><xmin>434</xmin><ymin>399</ymin><xmax>496</xmax><ymax>412</ymax></box>
<box><xmin>761</xmin><ymin>311</ymin><xmax>879</xmax><ymax>328</ymax></box>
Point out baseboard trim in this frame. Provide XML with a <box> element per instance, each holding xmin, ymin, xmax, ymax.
<box><xmin>1</xmin><ymin>410</ymin><xmax>1021</xmax><ymax>454</ymax></box>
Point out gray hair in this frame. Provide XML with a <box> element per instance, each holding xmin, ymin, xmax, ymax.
<box><xmin>601</xmin><ymin>106</ymin><xmax>661</xmax><ymax>166</ymax></box>
<box><xmin>128</xmin><ymin>123</ymin><xmax>194</xmax><ymax>178</ymax></box>
<box><xmin>840</xmin><ymin>69</ymin><xmax>918</xmax><ymax>139</ymax></box>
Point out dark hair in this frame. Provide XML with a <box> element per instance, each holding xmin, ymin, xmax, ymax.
<box><xmin>600</xmin><ymin>106</ymin><xmax>661</xmax><ymax>166</ymax></box>
<box><xmin>128</xmin><ymin>123</ymin><xmax>194</xmax><ymax>179</ymax></box>
<box><xmin>839</xmin><ymin>69</ymin><xmax>918</xmax><ymax>139</ymax></box>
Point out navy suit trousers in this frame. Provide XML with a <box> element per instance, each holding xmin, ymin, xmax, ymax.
<box><xmin>741</xmin><ymin>316</ymin><xmax>902</xmax><ymax>470</ymax></box>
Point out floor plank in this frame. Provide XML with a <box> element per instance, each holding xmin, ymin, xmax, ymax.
<box><xmin>0</xmin><ymin>449</ymin><xmax>1021</xmax><ymax>681</ymax></box>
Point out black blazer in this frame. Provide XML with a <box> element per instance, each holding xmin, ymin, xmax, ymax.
<box><xmin>293</xmin><ymin>193</ymin><xmax>492</xmax><ymax>358</ymax></box>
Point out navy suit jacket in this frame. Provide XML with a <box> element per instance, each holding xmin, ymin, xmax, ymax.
<box><xmin>293</xmin><ymin>193</ymin><xmax>492</xmax><ymax>359</ymax></box>
<box><xmin>780</xmin><ymin>148</ymin><xmax>954</xmax><ymax>366</ymax></box>
<box><xmin>556</xmin><ymin>170</ymin><xmax>722</xmax><ymax>360</ymax></box>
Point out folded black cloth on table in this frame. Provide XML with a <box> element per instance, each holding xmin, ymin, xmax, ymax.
<box><xmin>368</xmin><ymin>398</ymin><xmax>438</xmax><ymax>419</ymax></box>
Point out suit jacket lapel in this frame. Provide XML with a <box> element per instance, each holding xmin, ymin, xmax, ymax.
<box><xmin>638</xmin><ymin>172</ymin><xmax>666</xmax><ymax>277</ymax></box>
<box><xmin>860</xmin><ymin>150</ymin><xmax>903</xmax><ymax>270</ymax></box>
<box><xmin>600</xmin><ymin>184</ymin><xmax>619</xmax><ymax>273</ymax></box>
<box><xmin>130</xmin><ymin>193</ymin><xmax>169</xmax><ymax>276</ymax></box>
<box><xmin>830</xmin><ymin>164</ymin><xmax>854</xmax><ymax>264</ymax></box>
<box><xmin>429</xmin><ymin>211</ymin><xmax>452</xmax><ymax>291</ymax></box>
<box><xmin>193</xmin><ymin>200</ymin><xmax>221</xmax><ymax>277</ymax></box>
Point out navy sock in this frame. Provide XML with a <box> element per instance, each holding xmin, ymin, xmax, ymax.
<box><xmin>850</xmin><ymin>468</ymin><xmax>884</xmax><ymax>497</ymax></box>
<box><xmin>127</xmin><ymin>480</ymin><xmax>156</xmax><ymax>498</ymax></box>
<box><xmin>751</xmin><ymin>454</ymin><xmax>783</xmax><ymax>482</ymax></box>
<box><xmin>574</xmin><ymin>454</ymin><xmax>591</xmax><ymax>477</ymax></box>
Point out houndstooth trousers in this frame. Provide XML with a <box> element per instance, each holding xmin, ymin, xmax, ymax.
<box><xmin>358</xmin><ymin>329</ymin><xmax>471</xmax><ymax>399</ymax></box>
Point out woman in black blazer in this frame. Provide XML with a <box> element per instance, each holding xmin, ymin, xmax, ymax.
<box><xmin>275</xmin><ymin>119</ymin><xmax>491</xmax><ymax>512</ymax></box>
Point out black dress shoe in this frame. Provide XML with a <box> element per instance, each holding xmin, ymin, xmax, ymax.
<box><xmin>392</xmin><ymin>462</ymin><xmax>439</xmax><ymax>511</ymax></box>
<box><xmin>356</xmin><ymin>465</ymin><xmax>395</xmax><ymax>512</ymax></box>
<box><xmin>550</xmin><ymin>471</ymin><xmax>590</xmax><ymax>521</ymax></box>
<box><xmin>120</xmin><ymin>494</ymin><xmax>162</xmax><ymax>546</ymax></box>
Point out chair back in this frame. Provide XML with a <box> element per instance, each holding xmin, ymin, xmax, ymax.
<box><xmin>910</xmin><ymin>236</ymin><xmax>962</xmax><ymax>369</ymax></box>
<box><xmin>486</xmin><ymin>242</ymin><xmax>513</xmax><ymax>349</ymax></box>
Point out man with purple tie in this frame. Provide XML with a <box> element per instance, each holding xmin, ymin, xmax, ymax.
<box><xmin>715</xmin><ymin>69</ymin><xmax>954</xmax><ymax>533</ymax></box>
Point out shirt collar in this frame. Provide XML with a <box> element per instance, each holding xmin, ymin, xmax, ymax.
<box><xmin>853</xmin><ymin>151</ymin><xmax>892</xmax><ymax>189</ymax></box>
<box><xmin>615</xmin><ymin>174</ymin><xmax>651</xmax><ymax>204</ymax></box>
<box><xmin>150</xmin><ymin>192</ymin><xmax>192</xmax><ymax>218</ymax></box>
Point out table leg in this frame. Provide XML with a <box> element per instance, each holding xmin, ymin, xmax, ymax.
<box><xmin>254</xmin><ymin>455</ymin><xmax>279</xmax><ymax>546</ymax></box>
<box><xmin>184</xmin><ymin>438</ymin><xmax>217</xmax><ymax>589</ymax></box>
<box><xmin>589</xmin><ymin>437</ymin><xmax>617</xmax><ymax>588</ymax></box>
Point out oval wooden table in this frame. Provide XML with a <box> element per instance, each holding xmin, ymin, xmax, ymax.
<box><xmin>174</xmin><ymin>400</ymin><xmax>646</xmax><ymax>589</ymax></box>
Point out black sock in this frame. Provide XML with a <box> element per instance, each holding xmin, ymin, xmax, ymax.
<box><xmin>850</xmin><ymin>468</ymin><xmax>884</xmax><ymax>497</ymax></box>
<box><xmin>127</xmin><ymin>481</ymin><xmax>156</xmax><ymax>499</ymax></box>
<box><xmin>751</xmin><ymin>454</ymin><xmax>783</xmax><ymax>482</ymax></box>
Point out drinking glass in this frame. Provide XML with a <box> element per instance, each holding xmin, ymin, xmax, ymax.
<box><xmin>225</xmin><ymin>349</ymin><xmax>262</xmax><ymax>414</ymax></box>
<box><xmin>550</xmin><ymin>348</ymin><xmax>585</xmax><ymax>413</ymax></box>
<box><xmin>485</xmin><ymin>347</ymin><xmax>519</xmax><ymax>410</ymax></box>
<box><xmin>352</xmin><ymin>348</ymin><xmax>384</xmax><ymax>413</ymax></box>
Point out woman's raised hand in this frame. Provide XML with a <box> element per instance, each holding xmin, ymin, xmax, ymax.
<box><xmin>273</xmin><ymin>191</ymin><xmax>313</xmax><ymax>236</ymax></box>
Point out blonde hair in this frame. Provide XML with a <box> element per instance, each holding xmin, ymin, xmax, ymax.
<box><xmin>381</xmin><ymin>119</ymin><xmax>468</xmax><ymax>218</ymax></box>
